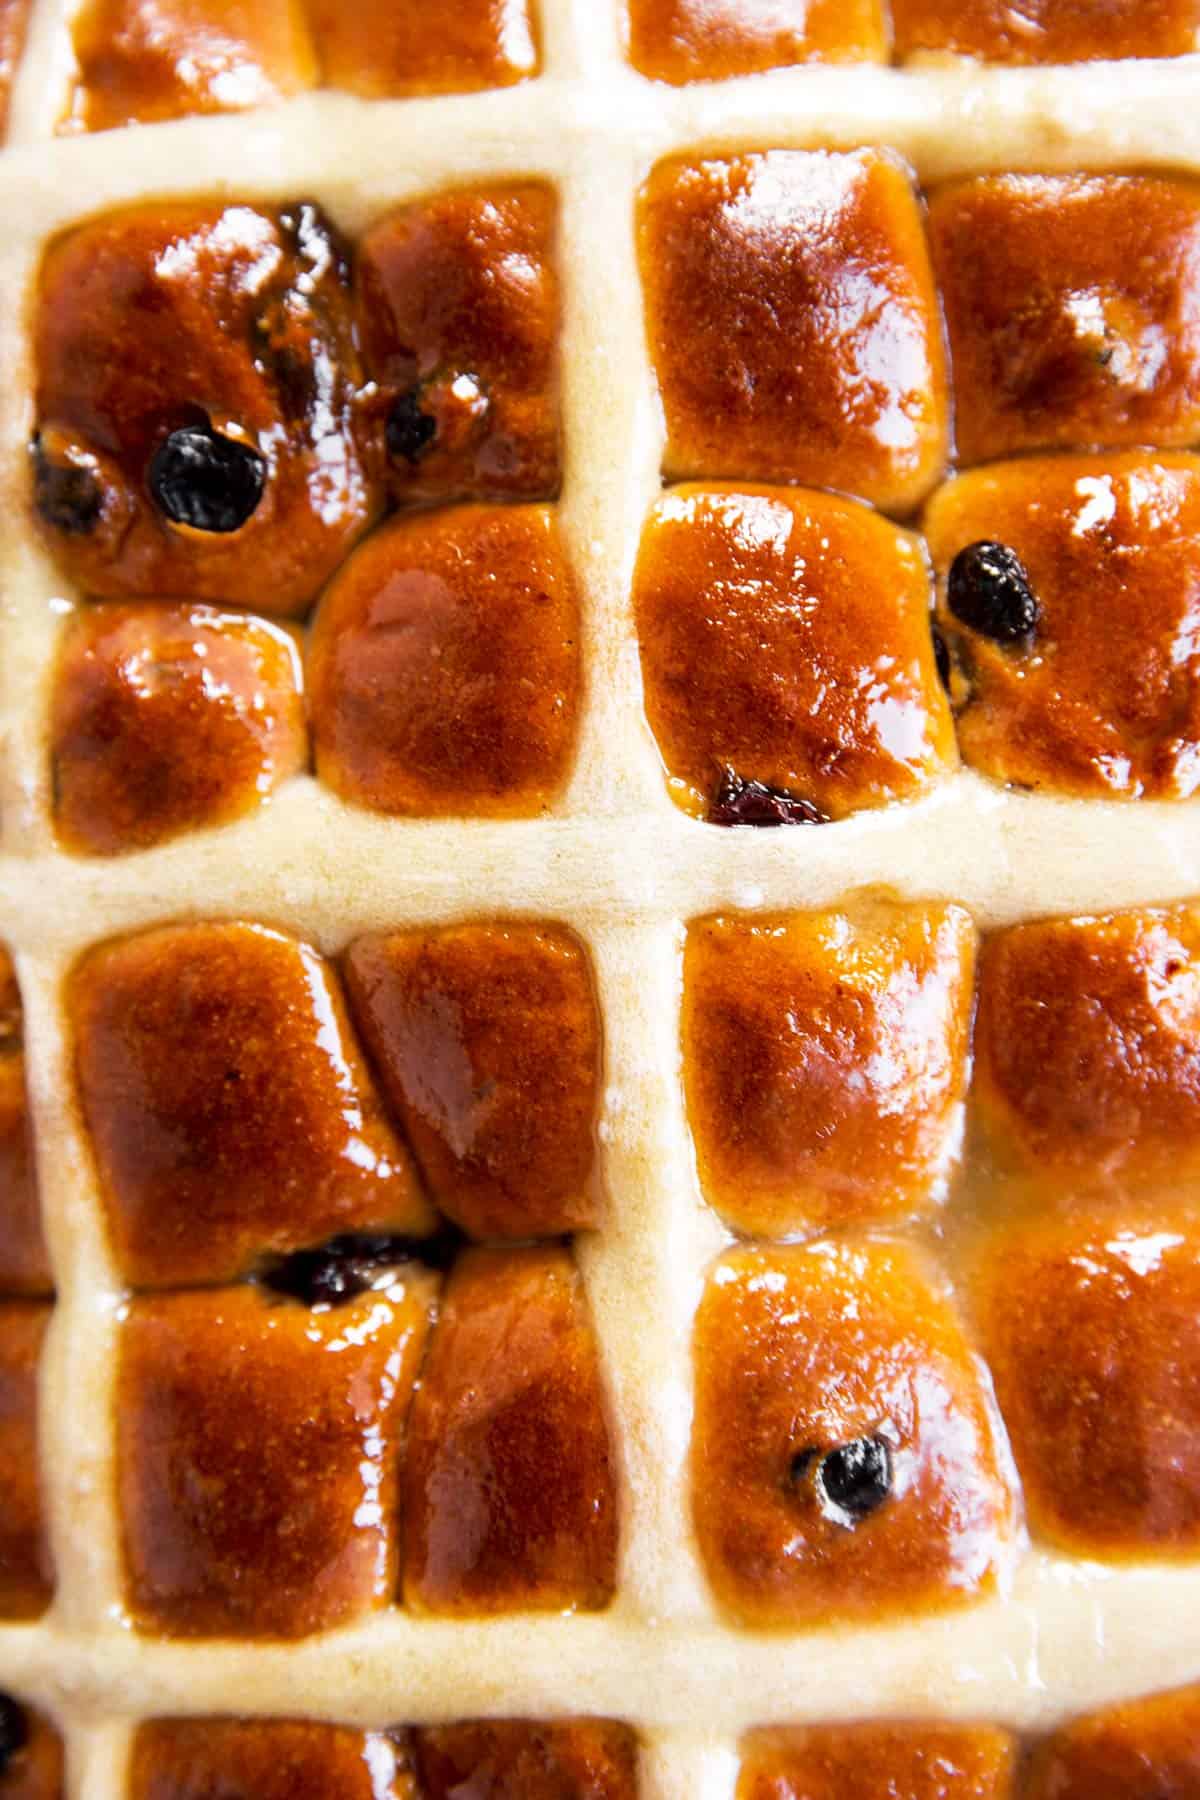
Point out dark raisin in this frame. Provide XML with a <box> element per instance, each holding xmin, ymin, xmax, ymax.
<box><xmin>32</xmin><ymin>439</ymin><xmax>102</xmax><ymax>536</ymax></box>
<box><xmin>932</xmin><ymin>624</ymin><xmax>951</xmax><ymax>690</ymax></box>
<box><xmin>817</xmin><ymin>1436</ymin><xmax>892</xmax><ymax>1523</ymax></box>
<box><xmin>0</xmin><ymin>1695</ymin><xmax>28</xmax><ymax>1775</ymax></box>
<box><xmin>708</xmin><ymin>766</ymin><xmax>827</xmax><ymax>828</ymax></box>
<box><xmin>262</xmin><ymin>1227</ymin><xmax>462</xmax><ymax>1306</ymax></box>
<box><xmin>263</xmin><ymin>1237</ymin><xmax>404</xmax><ymax>1306</ymax></box>
<box><xmin>386</xmin><ymin>388</ymin><xmax>438</xmax><ymax>464</ymax></box>
<box><xmin>790</xmin><ymin>1435</ymin><xmax>893</xmax><ymax>1525</ymax></box>
<box><xmin>947</xmin><ymin>541</ymin><xmax>1039</xmax><ymax>646</ymax></box>
<box><xmin>148</xmin><ymin>420</ymin><xmax>266</xmax><ymax>533</ymax></box>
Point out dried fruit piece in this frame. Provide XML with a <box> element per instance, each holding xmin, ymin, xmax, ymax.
<box><xmin>793</xmin><ymin>1436</ymin><xmax>894</xmax><ymax>1528</ymax></box>
<box><xmin>707</xmin><ymin>768</ymin><xmax>826</xmax><ymax>828</ymax></box>
<box><xmin>261</xmin><ymin>1231</ymin><xmax>459</xmax><ymax>1307</ymax></box>
<box><xmin>385</xmin><ymin>389</ymin><xmax>438</xmax><ymax>465</ymax></box>
<box><xmin>31</xmin><ymin>440</ymin><xmax>103</xmax><ymax>536</ymax></box>
<box><xmin>148</xmin><ymin>421</ymin><xmax>266</xmax><ymax>534</ymax></box>
<box><xmin>946</xmin><ymin>542</ymin><xmax>1039</xmax><ymax>646</ymax></box>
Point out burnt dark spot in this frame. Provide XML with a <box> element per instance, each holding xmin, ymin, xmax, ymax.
<box><xmin>790</xmin><ymin>1435</ymin><xmax>893</xmax><ymax>1526</ymax></box>
<box><xmin>149</xmin><ymin>420</ymin><xmax>265</xmax><ymax>534</ymax></box>
<box><xmin>32</xmin><ymin>439</ymin><xmax>102</xmax><ymax>536</ymax></box>
<box><xmin>0</xmin><ymin>1695</ymin><xmax>28</xmax><ymax>1775</ymax></box>
<box><xmin>932</xmin><ymin>624</ymin><xmax>951</xmax><ymax>691</ymax></box>
<box><xmin>708</xmin><ymin>766</ymin><xmax>827</xmax><ymax>828</ymax></box>
<box><xmin>947</xmin><ymin>541</ymin><xmax>1039</xmax><ymax>647</ymax></box>
<box><xmin>387</xmin><ymin>387</ymin><xmax>438</xmax><ymax>464</ymax></box>
<box><xmin>262</xmin><ymin>1226</ymin><xmax>463</xmax><ymax>1307</ymax></box>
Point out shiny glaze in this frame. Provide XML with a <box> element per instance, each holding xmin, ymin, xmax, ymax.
<box><xmin>973</xmin><ymin>906</ymin><xmax>1200</xmax><ymax>1193</ymax></box>
<box><xmin>309</xmin><ymin>504</ymin><xmax>581</xmax><ymax>817</ymax></box>
<box><xmin>0</xmin><ymin>0</ymin><xmax>31</xmax><ymax>138</ymax></box>
<box><xmin>51</xmin><ymin>602</ymin><xmax>306</xmax><ymax>855</ymax></box>
<box><xmin>683</xmin><ymin>902</ymin><xmax>975</xmax><ymax>1236</ymax></box>
<box><xmin>892</xmin><ymin>0</ymin><xmax>1200</xmax><ymax>61</ymax></box>
<box><xmin>738</xmin><ymin>1724</ymin><xmax>1018</xmax><ymax>1799</ymax></box>
<box><xmin>0</xmin><ymin>1305</ymin><xmax>52</xmax><ymax>1620</ymax></box>
<box><xmin>634</xmin><ymin>486</ymin><xmax>954</xmax><ymax>820</ymax></box>
<box><xmin>66</xmin><ymin>0</ymin><xmax>316</xmax><ymax>132</ymax></box>
<box><xmin>402</xmin><ymin>1246</ymin><xmax>618</xmax><ymax>1615</ymax></box>
<box><xmin>344</xmin><ymin>923</ymin><xmax>601</xmax><ymax>1240</ymax></box>
<box><xmin>0</xmin><ymin>953</ymin><xmax>49</xmax><ymax>1297</ymax></box>
<box><xmin>71</xmin><ymin>921</ymin><xmax>432</xmax><ymax>1287</ymax></box>
<box><xmin>356</xmin><ymin>184</ymin><xmax>559</xmax><ymax>506</ymax></box>
<box><xmin>627</xmin><ymin>0</ymin><xmax>886</xmax><ymax>82</ymax></box>
<box><xmin>692</xmin><ymin>1243</ymin><xmax>1016</xmax><ymax>1628</ymax></box>
<box><xmin>929</xmin><ymin>175</ymin><xmax>1200</xmax><ymax>465</ymax></box>
<box><xmin>118</xmin><ymin>1269</ymin><xmax>436</xmax><ymax>1637</ymax></box>
<box><xmin>309</xmin><ymin>0</ymin><xmax>539</xmax><ymax>97</ymax></box>
<box><xmin>928</xmin><ymin>454</ymin><xmax>1200</xmax><ymax>800</ymax></box>
<box><xmin>0</xmin><ymin>1708</ymin><xmax>62</xmax><ymax>1800</ymax></box>
<box><xmin>413</xmin><ymin>1721</ymin><xmax>639</xmax><ymax>1799</ymax></box>
<box><xmin>34</xmin><ymin>201</ymin><xmax>375</xmax><ymax>615</ymax></box>
<box><xmin>973</xmin><ymin>1207</ymin><xmax>1200</xmax><ymax>1557</ymax></box>
<box><xmin>638</xmin><ymin>151</ymin><xmax>949</xmax><ymax>511</ymax></box>
<box><xmin>130</xmin><ymin>1719</ymin><xmax>406</xmax><ymax>1800</ymax></box>
<box><xmin>1026</xmin><ymin>1685</ymin><xmax>1200</xmax><ymax>1798</ymax></box>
